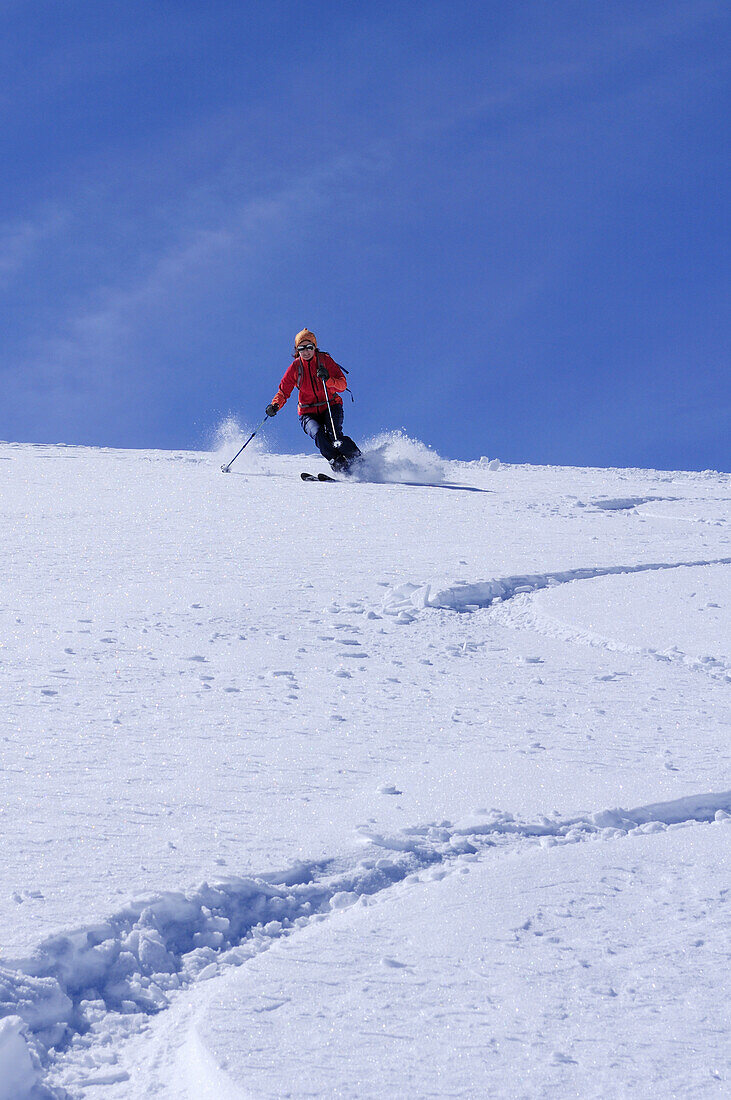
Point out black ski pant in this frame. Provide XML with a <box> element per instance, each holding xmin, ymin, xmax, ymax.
<box><xmin>300</xmin><ymin>408</ymin><xmax>360</xmax><ymax>464</ymax></box>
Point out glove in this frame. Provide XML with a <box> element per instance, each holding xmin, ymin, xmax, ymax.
<box><xmin>265</xmin><ymin>403</ymin><xmax>279</xmax><ymax>417</ymax></box>
<box><xmin>316</xmin><ymin>365</ymin><xmax>329</xmax><ymax>380</ymax></box>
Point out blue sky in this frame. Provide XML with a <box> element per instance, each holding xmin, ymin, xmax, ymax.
<box><xmin>1</xmin><ymin>0</ymin><xmax>728</xmax><ymax>470</ymax></box>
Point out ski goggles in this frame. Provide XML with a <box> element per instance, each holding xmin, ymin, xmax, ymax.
<box><xmin>296</xmin><ymin>343</ymin><xmax>316</xmax><ymax>352</ymax></box>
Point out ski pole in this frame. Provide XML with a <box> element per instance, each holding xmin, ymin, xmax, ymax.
<box><xmin>321</xmin><ymin>377</ymin><xmax>342</xmax><ymax>449</ymax></box>
<box><xmin>220</xmin><ymin>414</ymin><xmax>268</xmax><ymax>473</ymax></box>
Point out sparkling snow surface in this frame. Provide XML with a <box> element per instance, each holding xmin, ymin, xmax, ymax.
<box><xmin>0</xmin><ymin>435</ymin><xmax>728</xmax><ymax>1098</ymax></box>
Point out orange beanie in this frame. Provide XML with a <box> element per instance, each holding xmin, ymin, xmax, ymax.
<box><xmin>294</xmin><ymin>328</ymin><xmax>317</xmax><ymax>349</ymax></box>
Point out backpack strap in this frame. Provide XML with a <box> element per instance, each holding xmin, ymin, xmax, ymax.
<box><xmin>320</xmin><ymin>351</ymin><xmax>354</xmax><ymax>400</ymax></box>
<box><xmin>318</xmin><ymin>351</ymin><xmax>348</xmax><ymax>374</ymax></box>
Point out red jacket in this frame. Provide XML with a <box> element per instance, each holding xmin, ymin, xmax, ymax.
<box><xmin>272</xmin><ymin>352</ymin><xmax>347</xmax><ymax>416</ymax></box>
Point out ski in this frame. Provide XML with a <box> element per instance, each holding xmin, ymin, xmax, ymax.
<box><xmin>300</xmin><ymin>471</ymin><xmax>337</xmax><ymax>482</ymax></box>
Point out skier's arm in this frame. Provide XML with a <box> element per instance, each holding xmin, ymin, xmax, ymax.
<box><xmin>324</xmin><ymin>357</ymin><xmax>347</xmax><ymax>396</ymax></box>
<box><xmin>271</xmin><ymin>362</ymin><xmax>297</xmax><ymax>409</ymax></box>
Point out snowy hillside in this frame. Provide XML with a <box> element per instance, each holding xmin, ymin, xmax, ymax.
<box><xmin>0</xmin><ymin>433</ymin><xmax>729</xmax><ymax>1099</ymax></box>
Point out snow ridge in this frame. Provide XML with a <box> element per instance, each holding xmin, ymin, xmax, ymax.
<box><xmin>4</xmin><ymin>792</ymin><xmax>730</xmax><ymax>1095</ymax></box>
<box><xmin>382</xmin><ymin>557</ymin><xmax>731</xmax><ymax>619</ymax></box>
<box><xmin>584</xmin><ymin>495</ymin><xmax>678</xmax><ymax>511</ymax></box>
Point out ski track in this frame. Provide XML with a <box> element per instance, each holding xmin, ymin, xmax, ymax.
<box><xmin>3</xmin><ymin>792</ymin><xmax>731</xmax><ymax>1096</ymax></box>
<box><xmin>583</xmin><ymin>495</ymin><xmax>680</xmax><ymax>511</ymax></box>
<box><xmin>381</xmin><ymin>557</ymin><xmax>731</xmax><ymax>680</ymax></box>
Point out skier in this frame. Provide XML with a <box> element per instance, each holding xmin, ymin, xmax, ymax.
<box><xmin>266</xmin><ymin>329</ymin><xmax>361</xmax><ymax>473</ymax></box>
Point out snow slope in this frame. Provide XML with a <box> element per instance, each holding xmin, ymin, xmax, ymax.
<box><xmin>0</xmin><ymin>435</ymin><xmax>728</xmax><ymax>1098</ymax></box>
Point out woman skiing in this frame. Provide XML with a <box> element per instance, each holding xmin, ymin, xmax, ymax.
<box><xmin>266</xmin><ymin>329</ymin><xmax>361</xmax><ymax>473</ymax></box>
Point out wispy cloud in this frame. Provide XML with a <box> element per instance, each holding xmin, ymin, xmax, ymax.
<box><xmin>0</xmin><ymin>208</ymin><xmax>67</xmax><ymax>285</ymax></box>
<box><xmin>5</xmin><ymin>149</ymin><xmax>381</xmax><ymax>423</ymax></box>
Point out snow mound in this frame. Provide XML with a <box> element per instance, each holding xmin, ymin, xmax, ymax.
<box><xmin>0</xmin><ymin>1017</ymin><xmax>42</xmax><ymax>1100</ymax></box>
<box><xmin>587</xmin><ymin>496</ymin><xmax>675</xmax><ymax>511</ymax></box>
<box><xmin>591</xmin><ymin>791</ymin><xmax>731</xmax><ymax>828</ymax></box>
<box><xmin>0</xmin><ymin>966</ymin><xmax>71</xmax><ymax>1045</ymax></box>
<box><xmin>351</xmin><ymin>431</ymin><xmax>446</xmax><ymax>484</ymax></box>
